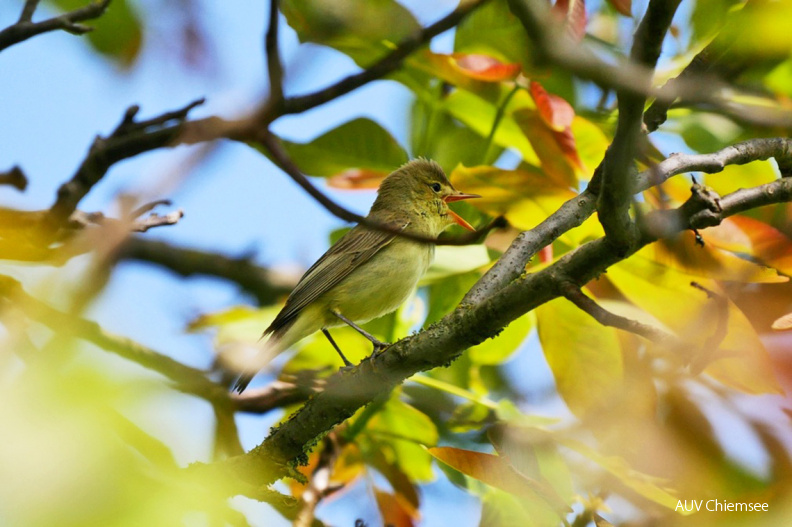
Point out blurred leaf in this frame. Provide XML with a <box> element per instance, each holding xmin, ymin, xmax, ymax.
<box><xmin>715</xmin><ymin>0</ymin><xmax>792</xmax><ymax>59</ymax></box>
<box><xmin>772</xmin><ymin>311</ymin><xmax>792</xmax><ymax>330</ymax></box>
<box><xmin>422</xmin><ymin>245</ymin><xmax>491</xmax><ymax>284</ymax></box>
<box><xmin>606</xmin><ymin>0</ymin><xmax>632</xmax><ymax>16</ymax></box>
<box><xmin>536</xmin><ymin>296</ymin><xmax>624</xmax><ymax>417</ymax></box>
<box><xmin>529</xmin><ymin>81</ymin><xmax>574</xmax><ymax>132</ymax></box>
<box><xmin>455</xmin><ymin>0</ymin><xmax>533</xmax><ymax>69</ymax></box>
<box><xmin>429</xmin><ymin>447</ymin><xmax>570</xmax><ymax>516</ymax></box>
<box><xmin>690</xmin><ymin>0</ymin><xmax>742</xmax><ymax>42</ymax></box>
<box><xmin>367</xmin><ymin>396</ymin><xmax>438</xmax><ymax>482</ymax></box>
<box><xmin>443</xmin><ymin>89</ymin><xmax>540</xmax><ymax>164</ymax></box>
<box><xmin>410</xmin><ymin>52</ymin><xmax>520</xmax><ymax>97</ymax></box>
<box><xmin>49</xmin><ymin>0</ymin><xmax>142</xmax><ymax>67</ymax></box>
<box><xmin>702</xmin><ymin>215</ymin><xmax>792</xmax><ymax>275</ymax></box>
<box><xmin>375</xmin><ymin>488</ymin><xmax>416</xmax><ymax>527</ymax></box>
<box><xmin>479</xmin><ymin>488</ymin><xmax>558</xmax><ymax>527</ymax></box>
<box><xmin>449</xmin><ymin>165</ymin><xmax>576</xmax><ymax>232</ymax></box>
<box><xmin>514</xmin><ymin>108</ymin><xmax>582</xmax><ymax>187</ymax></box>
<box><xmin>424</xmin><ymin>270</ymin><xmax>480</xmax><ymax>326</ymax></box>
<box><xmin>552</xmin><ymin>0</ymin><xmax>587</xmax><ymax>42</ymax></box>
<box><xmin>368</xmin><ymin>450</ymin><xmax>421</xmax><ymax>518</ymax></box>
<box><xmin>469</xmin><ymin>313</ymin><xmax>535</xmax><ymax>365</ymax></box>
<box><xmin>273</xmin><ymin>118</ymin><xmax>408</xmax><ymax>180</ymax></box>
<box><xmin>607</xmin><ymin>252</ymin><xmax>782</xmax><ymax>394</ymax></box>
<box><xmin>703</xmin><ymin>159</ymin><xmax>777</xmax><ymax>197</ymax></box>
<box><xmin>652</xmin><ymin>230</ymin><xmax>788</xmax><ymax>284</ymax></box>
<box><xmin>280</xmin><ymin>0</ymin><xmax>419</xmax><ymax>66</ymax></box>
<box><xmin>559</xmin><ymin>438</ymin><xmax>684</xmax><ymax>512</ymax></box>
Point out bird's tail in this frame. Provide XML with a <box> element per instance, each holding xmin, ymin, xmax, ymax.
<box><xmin>231</xmin><ymin>329</ymin><xmax>285</xmax><ymax>393</ymax></box>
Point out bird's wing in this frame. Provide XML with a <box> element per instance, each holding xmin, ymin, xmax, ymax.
<box><xmin>264</xmin><ymin>220</ymin><xmax>409</xmax><ymax>336</ymax></box>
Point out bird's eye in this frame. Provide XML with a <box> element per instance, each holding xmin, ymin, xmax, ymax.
<box><xmin>430</xmin><ymin>183</ymin><xmax>442</xmax><ymax>193</ymax></box>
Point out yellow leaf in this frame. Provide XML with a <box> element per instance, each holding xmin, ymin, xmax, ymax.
<box><xmin>704</xmin><ymin>160</ymin><xmax>777</xmax><ymax>197</ymax></box>
<box><xmin>607</xmin><ymin>254</ymin><xmax>781</xmax><ymax>394</ymax></box>
<box><xmin>536</xmin><ymin>297</ymin><xmax>624</xmax><ymax>417</ymax></box>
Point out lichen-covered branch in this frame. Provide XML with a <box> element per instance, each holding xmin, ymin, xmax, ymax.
<box><xmin>464</xmin><ymin>137</ymin><xmax>792</xmax><ymax>305</ymax></box>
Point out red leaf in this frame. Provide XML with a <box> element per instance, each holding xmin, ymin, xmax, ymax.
<box><xmin>606</xmin><ymin>0</ymin><xmax>632</xmax><ymax>17</ymax></box>
<box><xmin>326</xmin><ymin>168</ymin><xmax>387</xmax><ymax>189</ymax></box>
<box><xmin>529</xmin><ymin>81</ymin><xmax>575</xmax><ymax>132</ymax></box>
<box><xmin>451</xmin><ymin>53</ymin><xmax>521</xmax><ymax>82</ymax></box>
<box><xmin>553</xmin><ymin>127</ymin><xmax>586</xmax><ymax>173</ymax></box>
<box><xmin>552</xmin><ymin>0</ymin><xmax>587</xmax><ymax>41</ymax></box>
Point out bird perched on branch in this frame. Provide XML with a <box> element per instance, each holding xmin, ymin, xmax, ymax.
<box><xmin>234</xmin><ymin>159</ymin><xmax>480</xmax><ymax>392</ymax></box>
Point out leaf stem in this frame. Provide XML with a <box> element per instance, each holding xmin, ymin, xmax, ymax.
<box><xmin>482</xmin><ymin>83</ymin><xmax>521</xmax><ymax>165</ymax></box>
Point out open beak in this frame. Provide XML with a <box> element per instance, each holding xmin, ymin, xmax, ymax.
<box><xmin>443</xmin><ymin>192</ymin><xmax>481</xmax><ymax>231</ymax></box>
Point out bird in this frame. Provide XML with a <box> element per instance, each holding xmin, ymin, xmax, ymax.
<box><xmin>233</xmin><ymin>159</ymin><xmax>480</xmax><ymax>392</ymax></box>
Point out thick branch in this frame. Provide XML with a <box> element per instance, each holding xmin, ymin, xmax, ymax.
<box><xmin>596</xmin><ymin>0</ymin><xmax>681</xmax><ymax>252</ymax></box>
<box><xmin>0</xmin><ymin>0</ymin><xmax>111</xmax><ymax>52</ymax></box>
<box><xmin>464</xmin><ymin>137</ymin><xmax>792</xmax><ymax>305</ymax></box>
<box><xmin>118</xmin><ymin>239</ymin><xmax>296</xmax><ymax>306</ymax></box>
<box><xmin>45</xmin><ymin>99</ymin><xmax>204</xmax><ymax>228</ymax></box>
<box><xmin>264</xmin><ymin>0</ymin><xmax>283</xmax><ymax>105</ymax></box>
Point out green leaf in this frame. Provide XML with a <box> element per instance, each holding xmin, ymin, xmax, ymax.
<box><xmin>469</xmin><ymin>313</ymin><xmax>534</xmax><ymax>365</ymax></box>
<box><xmin>479</xmin><ymin>488</ymin><xmax>558</xmax><ymax>527</ymax></box>
<box><xmin>48</xmin><ymin>0</ymin><xmax>142</xmax><ymax>67</ymax></box>
<box><xmin>421</xmin><ymin>245</ymin><xmax>491</xmax><ymax>284</ymax></box>
<box><xmin>280</xmin><ymin>0</ymin><xmax>419</xmax><ymax>66</ymax></box>
<box><xmin>536</xmin><ymin>296</ymin><xmax>624</xmax><ymax>417</ymax></box>
<box><xmin>455</xmin><ymin>0</ymin><xmax>533</xmax><ymax>69</ymax></box>
<box><xmin>366</xmin><ymin>396</ymin><xmax>438</xmax><ymax>482</ymax></box>
<box><xmin>424</xmin><ymin>270</ymin><xmax>480</xmax><ymax>327</ymax></box>
<box><xmin>272</xmin><ymin>118</ymin><xmax>408</xmax><ymax>179</ymax></box>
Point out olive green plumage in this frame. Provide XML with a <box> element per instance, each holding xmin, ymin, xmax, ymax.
<box><xmin>234</xmin><ymin>159</ymin><xmax>478</xmax><ymax>392</ymax></box>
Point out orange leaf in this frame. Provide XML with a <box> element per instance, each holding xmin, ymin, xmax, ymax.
<box><xmin>428</xmin><ymin>447</ymin><xmax>571</xmax><ymax>515</ymax></box>
<box><xmin>552</xmin><ymin>0</ymin><xmax>587</xmax><ymax>41</ymax></box>
<box><xmin>326</xmin><ymin>168</ymin><xmax>387</xmax><ymax>189</ymax></box>
<box><xmin>513</xmin><ymin>110</ymin><xmax>584</xmax><ymax>186</ymax></box>
<box><xmin>529</xmin><ymin>81</ymin><xmax>575</xmax><ymax>132</ymax></box>
<box><xmin>606</xmin><ymin>0</ymin><xmax>632</xmax><ymax>16</ymax></box>
<box><xmin>726</xmin><ymin>216</ymin><xmax>792</xmax><ymax>275</ymax></box>
<box><xmin>375</xmin><ymin>489</ymin><xmax>416</xmax><ymax>527</ymax></box>
<box><xmin>451</xmin><ymin>53</ymin><xmax>521</xmax><ymax>82</ymax></box>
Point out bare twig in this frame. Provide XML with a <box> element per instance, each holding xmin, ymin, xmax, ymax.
<box><xmin>0</xmin><ymin>0</ymin><xmax>112</xmax><ymax>52</ymax></box>
<box><xmin>559</xmin><ymin>282</ymin><xmax>680</xmax><ymax>345</ymax></box>
<box><xmin>0</xmin><ymin>166</ymin><xmax>28</xmax><ymax>191</ymax></box>
<box><xmin>234</xmin><ymin>380</ymin><xmax>319</xmax><ymax>414</ymax></box>
<box><xmin>275</xmin><ymin>0</ymin><xmax>490</xmax><ymax>119</ymax></box>
<box><xmin>264</xmin><ymin>0</ymin><xmax>283</xmax><ymax>105</ymax></box>
<box><xmin>118</xmin><ymin>238</ymin><xmax>297</xmax><ymax>306</ymax></box>
<box><xmin>45</xmin><ymin>99</ymin><xmax>205</xmax><ymax>229</ymax></box>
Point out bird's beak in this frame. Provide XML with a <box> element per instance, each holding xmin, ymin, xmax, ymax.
<box><xmin>443</xmin><ymin>192</ymin><xmax>481</xmax><ymax>231</ymax></box>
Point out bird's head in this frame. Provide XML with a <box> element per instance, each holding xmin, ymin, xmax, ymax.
<box><xmin>371</xmin><ymin>159</ymin><xmax>480</xmax><ymax>233</ymax></box>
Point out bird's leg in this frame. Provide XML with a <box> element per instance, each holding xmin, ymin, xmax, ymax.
<box><xmin>322</xmin><ymin>328</ymin><xmax>353</xmax><ymax>368</ymax></box>
<box><xmin>332</xmin><ymin>310</ymin><xmax>389</xmax><ymax>353</ymax></box>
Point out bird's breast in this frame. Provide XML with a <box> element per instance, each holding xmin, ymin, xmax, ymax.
<box><xmin>326</xmin><ymin>239</ymin><xmax>433</xmax><ymax>324</ymax></box>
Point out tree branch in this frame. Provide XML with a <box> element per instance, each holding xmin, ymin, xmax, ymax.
<box><xmin>0</xmin><ymin>0</ymin><xmax>112</xmax><ymax>52</ymax></box>
<box><xmin>275</xmin><ymin>0</ymin><xmax>490</xmax><ymax>119</ymax></box>
<box><xmin>118</xmin><ymin>238</ymin><xmax>297</xmax><ymax>306</ymax></box>
<box><xmin>264</xmin><ymin>0</ymin><xmax>283</xmax><ymax>106</ymax></box>
<box><xmin>0</xmin><ymin>275</ymin><xmax>228</xmax><ymax>404</ymax></box>
<box><xmin>596</xmin><ymin>0</ymin><xmax>681</xmax><ymax>253</ymax></box>
<box><xmin>558</xmin><ymin>282</ymin><xmax>681</xmax><ymax>345</ymax></box>
<box><xmin>505</xmin><ymin>0</ymin><xmax>792</xmax><ymax>130</ymax></box>
<box><xmin>189</xmin><ymin>171</ymin><xmax>792</xmax><ymax>491</ymax></box>
<box><xmin>45</xmin><ymin>99</ymin><xmax>205</xmax><ymax>229</ymax></box>
<box><xmin>464</xmin><ymin>137</ymin><xmax>792</xmax><ymax>305</ymax></box>
<box><xmin>0</xmin><ymin>165</ymin><xmax>28</xmax><ymax>191</ymax></box>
